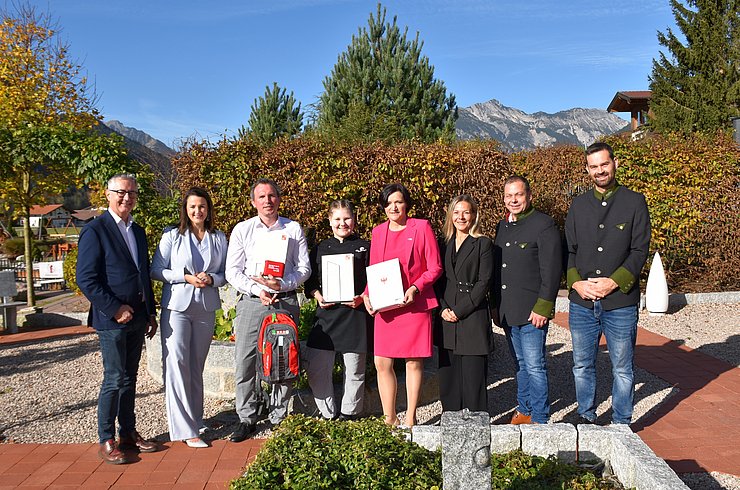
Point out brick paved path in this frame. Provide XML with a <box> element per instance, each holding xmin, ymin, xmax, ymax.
<box><xmin>1</xmin><ymin>298</ymin><xmax>737</xmax><ymax>488</ymax></box>
<box><xmin>555</xmin><ymin>312</ymin><xmax>740</xmax><ymax>476</ymax></box>
<box><xmin>0</xmin><ymin>439</ymin><xmax>264</xmax><ymax>489</ymax></box>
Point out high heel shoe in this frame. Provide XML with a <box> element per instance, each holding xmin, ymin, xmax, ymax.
<box><xmin>185</xmin><ymin>437</ymin><xmax>209</xmax><ymax>448</ymax></box>
<box><xmin>385</xmin><ymin>415</ymin><xmax>400</xmax><ymax>427</ymax></box>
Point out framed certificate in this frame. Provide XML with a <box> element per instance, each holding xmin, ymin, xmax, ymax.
<box><xmin>321</xmin><ymin>253</ymin><xmax>355</xmax><ymax>302</ymax></box>
<box><xmin>366</xmin><ymin>258</ymin><xmax>405</xmax><ymax>312</ymax></box>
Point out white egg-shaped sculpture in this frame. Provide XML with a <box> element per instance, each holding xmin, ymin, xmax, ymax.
<box><xmin>645</xmin><ymin>251</ymin><xmax>669</xmax><ymax>315</ymax></box>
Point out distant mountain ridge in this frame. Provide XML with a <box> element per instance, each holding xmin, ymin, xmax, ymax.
<box><xmin>455</xmin><ymin>99</ymin><xmax>629</xmax><ymax>151</ymax></box>
<box><xmin>104</xmin><ymin>120</ymin><xmax>175</xmax><ymax>157</ymax></box>
<box><xmin>97</xmin><ymin>120</ymin><xmax>175</xmax><ymax>196</ymax></box>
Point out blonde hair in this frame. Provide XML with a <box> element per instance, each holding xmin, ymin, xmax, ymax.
<box><xmin>443</xmin><ymin>194</ymin><xmax>482</xmax><ymax>241</ymax></box>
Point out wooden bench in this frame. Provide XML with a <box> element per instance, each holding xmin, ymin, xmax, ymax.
<box><xmin>0</xmin><ymin>270</ymin><xmax>24</xmax><ymax>334</ymax></box>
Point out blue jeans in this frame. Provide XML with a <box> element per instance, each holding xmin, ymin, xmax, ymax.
<box><xmin>97</xmin><ymin>318</ymin><xmax>146</xmax><ymax>442</ymax></box>
<box><xmin>569</xmin><ymin>301</ymin><xmax>638</xmax><ymax>424</ymax></box>
<box><xmin>504</xmin><ymin>322</ymin><xmax>550</xmax><ymax>424</ymax></box>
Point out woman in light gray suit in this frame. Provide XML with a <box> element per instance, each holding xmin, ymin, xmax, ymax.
<box><xmin>152</xmin><ymin>187</ymin><xmax>227</xmax><ymax>448</ymax></box>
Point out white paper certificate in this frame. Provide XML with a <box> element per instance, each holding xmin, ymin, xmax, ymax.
<box><xmin>365</xmin><ymin>258</ymin><xmax>405</xmax><ymax>312</ymax></box>
<box><xmin>253</xmin><ymin>231</ymin><xmax>289</xmax><ymax>276</ymax></box>
<box><xmin>321</xmin><ymin>253</ymin><xmax>355</xmax><ymax>302</ymax></box>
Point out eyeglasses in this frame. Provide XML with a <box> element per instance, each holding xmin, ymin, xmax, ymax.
<box><xmin>108</xmin><ymin>189</ymin><xmax>139</xmax><ymax>198</ymax></box>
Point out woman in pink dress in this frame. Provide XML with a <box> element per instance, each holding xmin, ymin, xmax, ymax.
<box><xmin>362</xmin><ymin>183</ymin><xmax>442</xmax><ymax>427</ymax></box>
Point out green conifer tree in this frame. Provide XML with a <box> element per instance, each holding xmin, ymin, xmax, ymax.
<box><xmin>649</xmin><ymin>0</ymin><xmax>740</xmax><ymax>133</ymax></box>
<box><xmin>243</xmin><ymin>82</ymin><xmax>303</xmax><ymax>144</ymax></box>
<box><xmin>317</xmin><ymin>3</ymin><xmax>457</xmax><ymax>143</ymax></box>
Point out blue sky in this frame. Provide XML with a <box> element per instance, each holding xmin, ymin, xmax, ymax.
<box><xmin>28</xmin><ymin>0</ymin><xmax>675</xmax><ymax>147</ymax></box>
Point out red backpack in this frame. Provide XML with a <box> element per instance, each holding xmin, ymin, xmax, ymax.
<box><xmin>256</xmin><ymin>309</ymin><xmax>301</xmax><ymax>384</ymax></box>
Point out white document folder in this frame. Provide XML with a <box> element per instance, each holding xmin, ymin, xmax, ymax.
<box><xmin>321</xmin><ymin>253</ymin><xmax>355</xmax><ymax>302</ymax></box>
<box><xmin>253</xmin><ymin>231</ymin><xmax>289</xmax><ymax>276</ymax></box>
<box><xmin>365</xmin><ymin>258</ymin><xmax>405</xmax><ymax>312</ymax></box>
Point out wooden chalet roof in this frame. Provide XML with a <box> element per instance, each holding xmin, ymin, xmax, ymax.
<box><xmin>71</xmin><ymin>208</ymin><xmax>105</xmax><ymax>221</ymax></box>
<box><xmin>28</xmin><ymin>204</ymin><xmax>64</xmax><ymax>216</ymax></box>
<box><xmin>607</xmin><ymin>91</ymin><xmax>652</xmax><ymax>113</ymax></box>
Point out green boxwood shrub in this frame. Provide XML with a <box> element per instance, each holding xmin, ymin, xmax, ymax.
<box><xmin>213</xmin><ymin>307</ymin><xmax>236</xmax><ymax>341</ymax></box>
<box><xmin>232</xmin><ymin>415</ymin><xmax>623</xmax><ymax>489</ymax></box>
<box><xmin>232</xmin><ymin>415</ymin><xmax>441</xmax><ymax>489</ymax></box>
<box><xmin>490</xmin><ymin>450</ymin><xmax>622</xmax><ymax>489</ymax></box>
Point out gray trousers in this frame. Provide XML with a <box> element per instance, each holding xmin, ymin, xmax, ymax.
<box><xmin>304</xmin><ymin>346</ymin><xmax>366</xmax><ymax>419</ymax></box>
<box><xmin>160</xmin><ymin>303</ymin><xmax>214</xmax><ymax>441</ymax></box>
<box><xmin>234</xmin><ymin>294</ymin><xmax>300</xmax><ymax>424</ymax></box>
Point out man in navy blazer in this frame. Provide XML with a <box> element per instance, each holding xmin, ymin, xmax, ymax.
<box><xmin>77</xmin><ymin>173</ymin><xmax>159</xmax><ymax>464</ymax></box>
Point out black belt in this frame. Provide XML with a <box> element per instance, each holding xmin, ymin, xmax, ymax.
<box><xmin>249</xmin><ymin>291</ymin><xmax>296</xmax><ymax>299</ymax></box>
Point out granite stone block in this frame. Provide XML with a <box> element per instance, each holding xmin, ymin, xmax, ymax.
<box><xmin>521</xmin><ymin>423</ymin><xmax>577</xmax><ymax>462</ymax></box>
<box><xmin>610</xmin><ymin>430</ymin><xmax>688</xmax><ymax>490</ymax></box>
<box><xmin>490</xmin><ymin>425</ymin><xmax>521</xmax><ymax>454</ymax></box>
<box><xmin>441</xmin><ymin>410</ymin><xmax>491</xmax><ymax>490</ymax></box>
<box><xmin>577</xmin><ymin>424</ymin><xmax>616</xmax><ymax>462</ymax></box>
<box><xmin>412</xmin><ymin>426</ymin><xmax>441</xmax><ymax>451</ymax></box>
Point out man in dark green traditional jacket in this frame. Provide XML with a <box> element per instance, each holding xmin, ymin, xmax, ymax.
<box><xmin>565</xmin><ymin>142</ymin><xmax>651</xmax><ymax>425</ymax></box>
<box><xmin>493</xmin><ymin>175</ymin><xmax>562</xmax><ymax>425</ymax></box>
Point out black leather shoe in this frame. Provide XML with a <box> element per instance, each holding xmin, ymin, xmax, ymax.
<box><xmin>577</xmin><ymin>415</ymin><xmax>596</xmax><ymax>425</ymax></box>
<box><xmin>337</xmin><ymin>413</ymin><xmax>358</xmax><ymax>422</ymax></box>
<box><xmin>230</xmin><ymin>422</ymin><xmax>256</xmax><ymax>442</ymax></box>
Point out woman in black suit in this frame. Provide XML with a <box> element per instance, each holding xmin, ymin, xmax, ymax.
<box><xmin>437</xmin><ymin>194</ymin><xmax>493</xmax><ymax>412</ymax></box>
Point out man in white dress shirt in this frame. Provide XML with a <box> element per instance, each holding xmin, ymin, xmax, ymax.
<box><xmin>225</xmin><ymin>178</ymin><xmax>310</xmax><ymax>441</ymax></box>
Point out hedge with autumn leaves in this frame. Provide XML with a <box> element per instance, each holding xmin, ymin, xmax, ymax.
<box><xmin>511</xmin><ymin>131</ymin><xmax>740</xmax><ymax>292</ymax></box>
<box><xmin>172</xmin><ymin>136</ymin><xmax>511</xmax><ymax>243</ymax></box>
<box><xmin>171</xmin><ymin>132</ymin><xmax>740</xmax><ymax>292</ymax></box>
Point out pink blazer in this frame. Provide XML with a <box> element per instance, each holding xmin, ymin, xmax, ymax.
<box><xmin>367</xmin><ymin>218</ymin><xmax>442</xmax><ymax>311</ymax></box>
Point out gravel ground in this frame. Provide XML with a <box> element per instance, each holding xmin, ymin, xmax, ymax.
<box><xmin>1</xmin><ymin>302</ymin><xmax>738</xmax><ymax>489</ymax></box>
<box><xmin>638</xmin><ymin>303</ymin><xmax>740</xmax><ymax>367</ymax></box>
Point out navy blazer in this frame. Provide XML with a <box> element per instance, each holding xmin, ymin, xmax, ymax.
<box><xmin>76</xmin><ymin>211</ymin><xmax>156</xmax><ymax>330</ymax></box>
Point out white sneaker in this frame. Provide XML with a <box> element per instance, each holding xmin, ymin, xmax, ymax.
<box><xmin>185</xmin><ymin>437</ymin><xmax>209</xmax><ymax>448</ymax></box>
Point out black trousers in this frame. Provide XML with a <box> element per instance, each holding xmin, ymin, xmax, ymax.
<box><xmin>438</xmin><ymin>347</ymin><xmax>488</xmax><ymax>412</ymax></box>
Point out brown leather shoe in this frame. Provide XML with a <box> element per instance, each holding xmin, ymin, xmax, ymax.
<box><xmin>98</xmin><ymin>439</ymin><xmax>127</xmax><ymax>464</ymax></box>
<box><xmin>510</xmin><ymin>411</ymin><xmax>532</xmax><ymax>425</ymax></box>
<box><xmin>118</xmin><ymin>430</ymin><xmax>158</xmax><ymax>453</ymax></box>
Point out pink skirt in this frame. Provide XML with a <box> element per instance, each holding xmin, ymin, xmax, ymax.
<box><xmin>374</xmin><ymin>308</ymin><xmax>432</xmax><ymax>358</ymax></box>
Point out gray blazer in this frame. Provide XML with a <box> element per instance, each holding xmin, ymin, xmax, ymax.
<box><xmin>151</xmin><ymin>227</ymin><xmax>227</xmax><ymax>312</ymax></box>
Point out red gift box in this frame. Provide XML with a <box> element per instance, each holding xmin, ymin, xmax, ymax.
<box><xmin>263</xmin><ymin>260</ymin><xmax>285</xmax><ymax>278</ymax></box>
